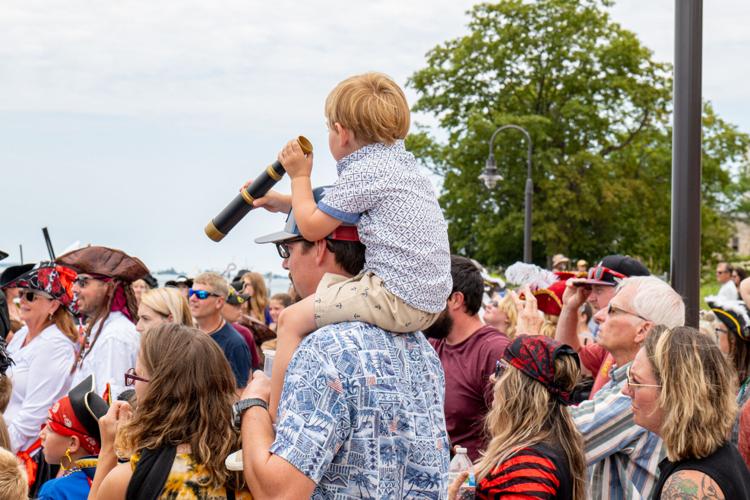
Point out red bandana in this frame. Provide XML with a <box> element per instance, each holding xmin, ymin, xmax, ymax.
<box><xmin>47</xmin><ymin>396</ymin><xmax>101</xmax><ymax>455</ymax></box>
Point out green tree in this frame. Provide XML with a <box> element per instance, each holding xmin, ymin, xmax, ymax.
<box><xmin>407</xmin><ymin>0</ymin><xmax>750</xmax><ymax>272</ymax></box>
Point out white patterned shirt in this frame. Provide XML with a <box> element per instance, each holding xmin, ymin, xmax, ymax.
<box><xmin>270</xmin><ymin>321</ymin><xmax>450</xmax><ymax>498</ymax></box>
<box><xmin>317</xmin><ymin>140</ymin><xmax>452</xmax><ymax>313</ymax></box>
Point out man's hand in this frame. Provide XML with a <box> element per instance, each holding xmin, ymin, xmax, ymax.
<box><xmin>241</xmin><ymin>370</ymin><xmax>271</xmax><ymax>403</ymax></box>
<box><xmin>513</xmin><ymin>286</ymin><xmax>544</xmax><ymax>336</ymax></box>
<box><xmin>278</xmin><ymin>139</ymin><xmax>313</xmax><ymax>179</ymax></box>
<box><xmin>561</xmin><ymin>278</ymin><xmax>591</xmax><ymax>310</ymax></box>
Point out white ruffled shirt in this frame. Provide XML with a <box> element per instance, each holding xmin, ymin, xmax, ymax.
<box><xmin>5</xmin><ymin>324</ymin><xmax>76</xmax><ymax>452</ymax></box>
<box><xmin>71</xmin><ymin>311</ymin><xmax>140</xmax><ymax>400</ymax></box>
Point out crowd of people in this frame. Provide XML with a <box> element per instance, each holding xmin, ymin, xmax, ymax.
<box><xmin>1</xmin><ymin>71</ymin><xmax>749</xmax><ymax>500</ymax></box>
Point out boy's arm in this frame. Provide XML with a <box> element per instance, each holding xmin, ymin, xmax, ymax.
<box><xmin>290</xmin><ymin>176</ymin><xmax>342</xmax><ymax>241</ymax></box>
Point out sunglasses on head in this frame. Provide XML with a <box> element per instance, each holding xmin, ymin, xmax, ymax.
<box><xmin>188</xmin><ymin>288</ymin><xmax>221</xmax><ymax>300</ymax></box>
<box><xmin>588</xmin><ymin>265</ymin><xmax>627</xmax><ymax>282</ymax></box>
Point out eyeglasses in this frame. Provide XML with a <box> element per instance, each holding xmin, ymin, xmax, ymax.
<box><xmin>19</xmin><ymin>289</ymin><xmax>50</xmax><ymax>302</ymax></box>
<box><xmin>275</xmin><ymin>237</ymin><xmax>307</xmax><ymax>259</ymax></box>
<box><xmin>607</xmin><ymin>303</ymin><xmax>650</xmax><ymax>322</ymax></box>
<box><xmin>626</xmin><ymin>365</ymin><xmax>661</xmax><ymax>390</ymax></box>
<box><xmin>589</xmin><ymin>265</ymin><xmax>627</xmax><ymax>282</ymax></box>
<box><xmin>715</xmin><ymin>327</ymin><xmax>729</xmax><ymax>336</ymax></box>
<box><xmin>716</xmin><ymin>270</ymin><xmax>729</xmax><ymax>275</ymax></box>
<box><xmin>72</xmin><ymin>276</ymin><xmax>102</xmax><ymax>288</ymax></box>
<box><xmin>124</xmin><ymin>368</ymin><xmax>150</xmax><ymax>386</ymax></box>
<box><xmin>494</xmin><ymin>359</ymin><xmax>510</xmax><ymax>379</ymax></box>
<box><xmin>188</xmin><ymin>289</ymin><xmax>221</xmax><ymax>300</ymax></box>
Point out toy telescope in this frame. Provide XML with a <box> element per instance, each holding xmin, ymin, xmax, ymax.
<box><xmin>204</xmin><ymin>136</ymin><xmax>313</xmax><ymax>242</ymax></box>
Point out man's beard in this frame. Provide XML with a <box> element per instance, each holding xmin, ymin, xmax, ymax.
<box><xmin>423</xmin><ymin>310</ymin><xmax>452</xmax><ymax>340</ymax></box>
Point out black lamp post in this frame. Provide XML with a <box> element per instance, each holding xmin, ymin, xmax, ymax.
<box><xmin>480</xmin><ymin>124</ymin><xmax>533</xmax><ymax>263</ymax></box>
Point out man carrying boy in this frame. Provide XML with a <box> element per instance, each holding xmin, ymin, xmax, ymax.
<box><xmin>237</xmin><ymin>187</ymin><xmax>450</xmax><ymax>498</ymax></box>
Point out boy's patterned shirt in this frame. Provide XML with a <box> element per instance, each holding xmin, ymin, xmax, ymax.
<box><xmin>271</xmin><ymin>321</ymin><xmax>450</xmax><ymax>499</ymax></box>
<box><xmin>317</xmin><ymin>140</ymin><xmax>452</xmax><ymax>313</ymax></box>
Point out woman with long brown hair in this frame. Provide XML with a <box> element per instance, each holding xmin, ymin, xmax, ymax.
<box><xmin>241</xmin><ymin>272</ymin><xmax>270</xmax><ymax>325</ymax></box>
<box><xmin>449</xmin><ymin>335</ymin><xmax>586</xmax><ymax>500</ymax></box>
<box><xmin>2</xmin><ymin>263</ymin><xmax>77</xmax><ymax>453</ymax></box>
<box><xmin>88</xmin><ymin>323</ymin><xmax>252</xmax><ymax>499</ymax></box>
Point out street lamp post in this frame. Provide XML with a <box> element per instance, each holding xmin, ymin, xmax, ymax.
<box><xmin>479</xmin><ymin>124</ymin><xmax>533</xmax><ymax>263</ymax></box>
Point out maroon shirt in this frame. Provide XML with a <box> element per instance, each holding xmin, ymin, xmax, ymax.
<box><xmin>233</xmin><ymin>322</ymin><xmax>261</xmax><ymax>371</ymax></box>
<box><xmin>430</xmin><ymin>325</ymin><xmax>510</xmax><ymax>461</ymax></box>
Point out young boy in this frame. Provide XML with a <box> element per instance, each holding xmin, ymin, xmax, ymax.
<box><xmin>256</xmin><ymin>72</ymin><xmax>452</xmax><ymax>416</ymax></box>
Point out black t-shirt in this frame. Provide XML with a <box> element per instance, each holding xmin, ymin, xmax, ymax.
<box><xmin>654</xmin><ymin>442</ymin><xmax>750</xmax><ymax>500</ymax></box>
<box><xmin>211</xmin><ymin>322</ymin><xmax>251</xmax><ymax>388</ymax></box>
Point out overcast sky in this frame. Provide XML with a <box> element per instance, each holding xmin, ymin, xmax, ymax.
<box><xmin>1</xmin><ymin>1</ymin><xmax>748</xmax><ymax>277</ymax></box>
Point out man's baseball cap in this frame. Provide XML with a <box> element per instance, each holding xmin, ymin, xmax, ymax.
<box><xmin>579</xmin><ymin>255</ymin><xmax>650</xmax><ymax>286</ymax></box>
<box><xmin>255</xmin><ymin>186</ymin><xmax>359</xmax><ymax>245</ymax></box>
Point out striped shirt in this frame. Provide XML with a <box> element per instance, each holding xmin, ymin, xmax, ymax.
<box><xmin>570</xmin><ymin>362</ymin><xmax>665</xmax><ymax>500</ymax></box>
<box><xmin>477</xmin><ymin>443</ymin><xmax>572</xmax><ymax>499</ymax></box>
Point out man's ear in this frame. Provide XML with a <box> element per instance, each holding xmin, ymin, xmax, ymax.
<box><xmin>635</xmin><ymin>321</ymin><xmax>653</xmax><ymax>346</ymax></box>
<box><xmin>314</xmin><ymin>239</ymin><xmax>328</xmax><ymax>266</ymax></box>
<box><xmin>447</xmin><ymin>291</ymin><xmax>464</xmax><ymax>312</ymax></box>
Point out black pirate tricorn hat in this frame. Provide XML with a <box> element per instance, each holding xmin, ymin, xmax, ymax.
<box><xmin>68</xmin><ymin>375</ymin><xmax>110</xmax><ymax>443</ymax></box>
<box><xmin>0</xmin><ymin>263</ymin><xmax>36</xmax><ymax>289</ymax></box>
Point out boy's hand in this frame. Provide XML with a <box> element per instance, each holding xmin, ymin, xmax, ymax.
<box><xmin>240</xmin><ymin>179</ymin><xmax>291</xmax><ymax>213</ymax></box>
<box><xmin>278</xmin><ymin>139</ymin><xmax>313</xmax><ymax>179</ymax></box>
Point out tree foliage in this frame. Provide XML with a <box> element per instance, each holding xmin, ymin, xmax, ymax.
<box><xmin>407</xmin><ymin>0</ymin><xmax>750</xmax><ymax>272</ymax></box>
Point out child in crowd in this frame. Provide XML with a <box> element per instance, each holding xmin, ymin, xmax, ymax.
<box><xmin>257</xmin><ymin>72</ymin><xmax>452</xmax><ymax>416</ymax></box>
<box><xmin>268</xmin><ymin>293</ymin><xmax>293</xmax><ymax>331</ymax></box>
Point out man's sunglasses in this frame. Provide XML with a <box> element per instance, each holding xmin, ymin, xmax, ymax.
<box><xmin>188</xmin><ymin>288</ymin><xmax>221</xmax><ymax>300</ymax></box>
<box><xmin>124</xmin><ymin>367</ymin><xmax>150</xmax><ymax>386</ymax></box>
<box><xmin>275</xmin><ymin>237</ymin><xmax>307</xmax><ymax>259</ymax></box>
<box><xmin>72</xmin><ymin>276</ymin><xmax>109</xmax><ymax>288</ymax></box>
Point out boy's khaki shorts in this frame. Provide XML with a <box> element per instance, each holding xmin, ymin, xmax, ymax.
<box><xmin>314</xmin><ymin>272</ymin><xmax>439</xmax><ymax>333</ymax></box>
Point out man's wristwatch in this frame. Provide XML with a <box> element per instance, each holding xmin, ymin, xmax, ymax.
<box><xmin>232</xmin><ymin>398</ymin><xmax>269</xmax><ymax>429</ymax></box>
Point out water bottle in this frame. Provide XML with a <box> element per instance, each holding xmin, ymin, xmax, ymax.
<box><xmin>448</xmin><ymin>447</ymin><xmax>476</xmax><ymax>499</ymax></box>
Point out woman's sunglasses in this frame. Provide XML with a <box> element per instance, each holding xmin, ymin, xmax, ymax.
<box><xmin>124</xmin><ymin>367</ymin><xmax>150</xmax><ymax>386</ymax></box>
<box><xmin>19</xmin><ymin>289</ymin><xmax>52</xmax><ymax>302</ymax></box>
<box><xmin>494</xmin><ymin>359</ymin><xmax>511</xmax><ymax>379</ymax></box>
<box><xmin>188</xmin><ymin>288</ymin><xmax>221</xmax><ymax>300</ymax></box>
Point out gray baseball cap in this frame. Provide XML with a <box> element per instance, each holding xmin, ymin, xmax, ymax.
<box><xmin>255</xmin><ymin>186</ymin><xmax>359</xmax><ymax>244</ymax></box>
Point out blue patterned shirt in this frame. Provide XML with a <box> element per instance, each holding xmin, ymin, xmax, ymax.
<box><xmin>270</xmin><ymin>321</ymin><xmax>450</xmax><ymax>499</ymax></box>
<box><xmin>317</xmin><ymin>140</ymin><xmax>452</xmax><ymax>313</ymax></box>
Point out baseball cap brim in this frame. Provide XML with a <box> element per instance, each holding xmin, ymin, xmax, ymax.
<box><xmin>255</xmin><ymin>230</ymin><xmax>299</xmax><ymax>245</ymax></box>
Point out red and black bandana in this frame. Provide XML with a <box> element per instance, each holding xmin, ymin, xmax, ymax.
<box><xmin>502</xmin><ymin>335</ymin><xmax>580</xmax><ymax>406</ymax></box>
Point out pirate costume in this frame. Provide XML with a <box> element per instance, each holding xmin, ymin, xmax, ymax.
<box><xmin>37</xmin><ymin>375</ymin><xmax>109</xmax><ymax>500</ymax></box>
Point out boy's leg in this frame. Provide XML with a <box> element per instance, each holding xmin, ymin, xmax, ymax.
<box><xmin>268</xmin><ymin>295</ymin><xmax>317</xmax><ymax>420</ymax></box>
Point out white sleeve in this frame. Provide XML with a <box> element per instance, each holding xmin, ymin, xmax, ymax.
<box><xmin>8</xmin><ymin>341</ymin><xmax>74</xmax><ymax>452</ymax></box>
<box><xmin>87</xmin><ymin>334</ymin><xmax>138</xmax><ymax>399</ymax></box>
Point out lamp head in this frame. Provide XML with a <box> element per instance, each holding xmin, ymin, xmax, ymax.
<box><xmin>480</xmin><ymin>155</ymin><xmax>502</xmax><ymax>189</ymax></box>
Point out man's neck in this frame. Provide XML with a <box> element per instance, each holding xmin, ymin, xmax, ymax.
<box><xmin>445</xmin><ymin>314</ymin><xmax>485</xmax><ymax>345</ymax></box>
<box><xmin>611</xmin><ymin>347</ymin><xmax>639</xmax><ymax>369</ymax></box>
<box><xmin>196</xmin><ymin>314</ymin><xmax>224</xmax><ymax>334</ymax></box>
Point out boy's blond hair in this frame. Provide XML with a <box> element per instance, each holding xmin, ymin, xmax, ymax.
<box><xmin>0</xmin><ymin>447</ymin><xmax>28</xmax><ymax>499</ymax></box>
<box><xmin>325</xmin><ymin>72</ymin><xmax>410</xmax><ymax>145</ymax></box>
<box><xmin>193</xmin><ymin>272</ymin><xmax>230</xmax><ymax>299</ymax></box>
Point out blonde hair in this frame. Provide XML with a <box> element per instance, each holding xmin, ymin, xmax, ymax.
<box><xmin>242</xmin><ymin>272</ymin><xmax>269</xmax><ymax>323</ymax></box>
<box><xmin>140</xmin><ymin>288</ymin><xmax>193</xmax><ymax>327</ymax></box>
<box><xmin>540</xmin><ymin>314</ymin><xmax>558</xmax><ymax>338</ymax></box>
<box><xmin>0</xmin><ymin>447</ymin><xmax>28</xmax><ymax>499</ymax></box>
<box><xmin>497</xmin><ymin>294</ymin><xmax>517</xmax><ymax>339</ymax></box>
<box><xmin>116</xmin><ymin>324</ymin><xmax>242</xmax><ymax>490</ymax></box>
<box><xmin>476</xmin><ymin>354</ymin><xmax>586</xmax><ymax>500</ymax></box>
<box><xmin>325</xmin><ymin>72</ymin><xmax>410</xmax><ymax>145</ymax></box>
<box><xmin>644</xmin><ymin>325</ymin><xmax>737</xmax><ymax>461</ymax></box>
<box><xmin>193</xmin><ymin>272</ymin><xmax>229</xmax><ymax>299</ymax></box>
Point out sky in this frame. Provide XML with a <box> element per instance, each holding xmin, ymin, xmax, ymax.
<box><xmin>1</xmin><ymin>0</ymin><xmax>748</xmax><ymax>277</ymax></box>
